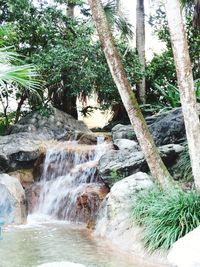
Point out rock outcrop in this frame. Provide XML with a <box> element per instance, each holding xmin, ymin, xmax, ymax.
<box><xmin>0</xmin><ymin>133</ymin><xmax>41</xmax><ymax>173</ymax></box>
<box><xmin>9</xmin><ymin>107</ymin><xmax>90</xmax><ymax>140</ymax></box>
<box><xmin>94</xmin><ymin>172</ymin><xmax>168</xmax><ymax>265</ymax></box>
<box><xmin>95</xmin><ymin>172</ymin><xmax>153</xmax><ymax>238</ymax></box>
<box><xmin>112</xmin><ymin>107</ymin><xmax>186</xmax><ymax>146</ymax></box>
<box><xmin>0</xmin><ymin>174</ymin><xmax>27</xmax><ymax>224</ymax></box>
<box><xmin>0</xmin><ymin>107</ymin><xmax>90</xmax><ymax>173</ymax></box>
<box><xmin>99</xmin><ymin>144</ymin><xmax>184</xmax><ymax>187</ymax></box>
<box><xmin>168</xmin><ymin>226</ymin><xmax>200</xmax><ymax>267</ymax></box>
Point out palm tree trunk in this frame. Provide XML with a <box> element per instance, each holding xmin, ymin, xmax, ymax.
<box><xmin>165</xmin><ymin>0</ymin><xmax>200</xmax><ymax>191</ymax></box>
<box><xmin>136</xmin><ymin>0</ymin><xmax>146</xmax><ymax>104</ymax></box>
<box><xmin>88</xmin><ymin>0</ymin><xmax>173</xmax><ymax>188</ymax></box>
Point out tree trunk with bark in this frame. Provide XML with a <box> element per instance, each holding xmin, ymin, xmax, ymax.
<box><xmin>88</xmin><ymin>0</ymin><xmax>173</xmax><ymax>188</ymax></box>
<box><xmin>136</xmin><ymin>0</ymin><xmax>146</xmax><ymax>104</ymax></box>
<box><xmin>165</xmin><ymin>0</ymin><xmax>200</xmax><ymax>191</ymax></box>
<box><xmin>67</xmin><ymin>1</ymin><xmax>75</xmax><ymax>18</ymax></box>
<box><xmin>14</xmin><ymin>93</ymin><xmax>27</xmax><ymax>124</ymax></box>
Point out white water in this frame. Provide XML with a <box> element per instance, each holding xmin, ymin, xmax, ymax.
<box><xmin>33</xmin><ymin>141</ymin><xmax>110</xmax><ymax>222</ymax></box>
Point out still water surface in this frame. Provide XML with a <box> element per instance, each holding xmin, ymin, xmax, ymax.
<box><xmin>0</xmin><ymin>220</ymin><xmax>140</xmax><ymax>267</ymax></box>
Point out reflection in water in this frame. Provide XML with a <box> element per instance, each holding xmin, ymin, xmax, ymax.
<box><xmin>0</xmin><ymin>219</ymin><xmax>139</xmax><ymax>267</ymax></box>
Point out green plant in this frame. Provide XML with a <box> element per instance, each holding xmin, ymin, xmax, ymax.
<box><xmin>110</xmin><ymin>168</ymin><xmax>122</xmax><ymax>185</ymax></box>
<box><xmin>132</xmin><ymin>187</ymin><xmax>200</xmax><ymax>252</ymax></box>
<box><xmin>0</xmin><ymin>112</ymin><xmax>15</xmax><ymax>135</ymax></box>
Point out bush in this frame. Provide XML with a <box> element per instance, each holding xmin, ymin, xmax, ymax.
<box><xmin>132</xmin><ymin>187</ymin><xmax>200</xmax><ymax>252</ymax></box>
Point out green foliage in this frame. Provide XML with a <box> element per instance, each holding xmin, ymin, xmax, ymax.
<box><xmin>0</xmin><ymin>112</ymin><xmax>15</xmax><ymax>135</ymax></box>
<box><xmin>132</xmin><ymin>187</ymin><xmax>200</xmax><ymax>252</ymax></box>
<box><xmin>149</xmin><ymin>6</ymin><xmax>200</xmax><ymax>80</ymax></box>
<box><xmin>0</xmin><ymin>0</ymin><xmax>142</xmax><ymax>118</ymax></box>
<box><xmin>0</xmin><ymin>47</ymin><xmax>42</xmax><ymax>111</ymax></box>
<box><xmin>103</xmin><ymin>0</ymin><xmax>133</xmax><ymax>40</ymax></box>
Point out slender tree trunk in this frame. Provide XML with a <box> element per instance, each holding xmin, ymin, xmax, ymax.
<box><xmin>67</xmin><ymin>1</ymin><xmax>75</xmax><ymax>18</ymax></box>
<box><xmin>136</xmin><ymin>0</ymin><xmax>146</xmax><ymax>104</ymax></box>
<box><xmin>165</xmin><ymin>0</ymin><xmax>200</xmax><ymax>191</ymax></box>
<box><xmin>88</xmin><ymin>0</ymin><xmax>173</xmax><ymax>188</ymax></box>
<box><xmin>14</xmin><ymin>93</ymin><xmax>27</xmax><ymax>124</ymax></box>
<box><xmin>193</xmin><ymin>0</ymin><xmax>200</xmax><ymax>29</ymax></box>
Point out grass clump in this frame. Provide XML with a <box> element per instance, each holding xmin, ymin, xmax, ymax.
<box><xmin>132</xmin><ymin>187</ymin><xmax>200</xmax><ymax>252</ymax></box>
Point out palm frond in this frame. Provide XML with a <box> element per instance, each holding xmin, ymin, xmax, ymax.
<box><xmin>0</xmin><ymin>48</ymin><xmax>43</xmax><ymax>102</ymax></box>
<box><xmin>102</xmin><ymin>0</ymin><xmax>133</xmax><ymax>39</ymax></box>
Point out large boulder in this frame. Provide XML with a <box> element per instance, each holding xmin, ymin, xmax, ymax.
<box><xmin>95</xmin><ymin>172</ymin><xmax>153</xmax><ymax>239</ymax></box>
<box><xmin>94</xmin><ymin>172</ymin><xmax>168</xmax><ymax>265</ymax></box>
<box><xmin>9</xmin><ymin>107</ymin><xmax>90</xmax><ymax>140</ymax></box>
<box><xmin>0</xmin><ymin>107</ymin><xmax>90</xmax><ymax>172</ymax></box>
<box><xmin>112</xmin><ymin>107</ymin><xmax>186</xmax><ymax>146</ymax></box>
<box><xmin>99</xmin><ymin>144</ymin><xmax>184</xmax><ymax>187</ymax></box>
<box><xmin>0</xmin><ymin>133</ymin><xmax>41</xmax><ymax>172</ymax></box>
<box><xmin>113</xmin><ymin>139</ymin><xmax>139</xmax><ymax>151</ymax></box>
<box><xmin>168</xmin><ymin>226</ymin><xmax>200</xmax><ymax>267</ymax></box>
<box><xmin>0</xmin><ymin>174</ymin><xmax>27</xmax><ymax>224</ymax></box>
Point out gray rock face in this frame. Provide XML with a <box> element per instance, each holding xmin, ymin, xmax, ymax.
<box><xmin>0</xmin><ymin>174</ymin><xmax>27</xmax><ymax>224</ymax></box>
<box><xmin>112</xmin><ymin>108</ymin><xmax>186</xmax><ymax>146</ymax></box>
<box><xmin>95</xmin><ymin>172</ymin><xmax>153</xmax><ymax>237</ymax></box>
<box><xmin>9</xmin><ymin>107</ymin><xmax>90</xmax><ymax>140</ymax></box>
<box><xmin>95</xmin><ymin>172</ymin><xmax>153</xmax><ymax>234</ymax></box>
<box><xmin>0</xmin><ymin>133</ymin><xmax>41</xmax><ymax>172</ymax></box>
<box><xmin>168</xmin><ymin>226</ymin><xmax>200</xmax><ymax>267</ymax></box>
<box><xmin>0</xmin><ymin>107</ymin><xmax>90</xmax><ymax>172</ymax></box>
<box><xmin>112</xmin><ymin>124</ymin><xmax>135</xmax><ymax>141</ymax></box>
<box><xmin>113</xmin><ymin>139</ymin><xmax>139</xmax><ymax>151</ymax></box>
<box><xmin>94</xmin><ymin>172</ymin><xmax>167</xmax><ymax>265</ymax></box>
<box><xmin>99</xmin><ymin>144</ymin><xmax>184</xmax><ymax>187</ymax></box>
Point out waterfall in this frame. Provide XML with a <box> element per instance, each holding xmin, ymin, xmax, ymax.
<box><xmin>32</xmin><ymin>141</ymin><xmax>110</xmax><ymax>223</ymax></box>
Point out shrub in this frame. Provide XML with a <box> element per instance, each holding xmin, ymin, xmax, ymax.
<box><xmin>132</xmin><ymin>187</ymin><xmax>200</xmax><ymax>252</ymax></box>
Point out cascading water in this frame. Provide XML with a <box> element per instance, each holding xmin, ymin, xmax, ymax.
<box><xmin>32</xmin><ymin>140</ymin><xmax>110</xmax><ymax>223</ymax></box>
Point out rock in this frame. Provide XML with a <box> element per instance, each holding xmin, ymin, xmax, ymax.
<box><xmin>99</xmin><ymin>144</ymin><xmax>184</xmax><ymax>187</ymax></box>
<box><xmin>149</xmin><ymin>108</ymin><xmax>185</xmax><ymax>146</ymax></box>
<box><xmin>9</xmin><ymin>169</ymin><xmax>34</xmax><ymax>188</ymax></box>
<box><xmin>78</xmin><ymin>133</ymin><xmax>98</xmax><ymax>145</ymax></box>
<box><xmin>0</xmin><ymin>132</ymin><xmax>41</xmax><ymax>172</ymax></box>
<box><xmin>94</xmin><ymin>172</ymin><xmax>167</xmax><ymax>265</ymax></box>
<box><xmin>95</xmin><ymin>173</ymin><xmax>153</xmax><ymax>237</ymax></box>
<box><xmin>75</xmin><ymin>183</ymin><xmax>109</xmax><ymax>224</ymax></box>
<box><xmin>36</xmin><ymin>262</ymin><xmax>86</xmax><ymax>267</ymax></box>
<box><xmin>25</xmin><ymin>183</ymin><xmax>41</xmax><ymax>214</ymax></box>
<box><xmin>56</xmin><ymin>183</ymin><xmax>109</xmax><ymax>223</ymax></box>
<box><xmin>112</xmin><ymin>108</ymin><xmax>187</xmax><ymax>146</ymax></box>
<box><xmin>112</xmin><ymin>124</ymin><xmax>135</xmax><ymax>141</ymax></box>
<box><xmin>113</xmin><ymin>139</ymin><xmax>139</xmax><ymax>151</ymax></box>
<box><xmin>99</xmin><ymin>149</ymin><xmax>147</xmax><ymax>187</ymax></box>
<box><xmin>9</xmin><ymin>107</ymin><xmax>90</xmax><ymax>140</ymax></box>
<box><xmin>0</xmin><ymin>174</ymin><xmax>27</xmax><ymax>224</ymax></box>
<box><xmin>168</xmin><ymin>226</ymin><xmax>200</xmax><ymax>267</ymax></box>
<box><xmin>78</xmin><ymin>133</ymin><xmax>112</xmax><ymax>145</ymax></box>
<box><xmin>0</xmin><ymin>107</ymin><xmax>91</xmax><ymax>172</ymax></box>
